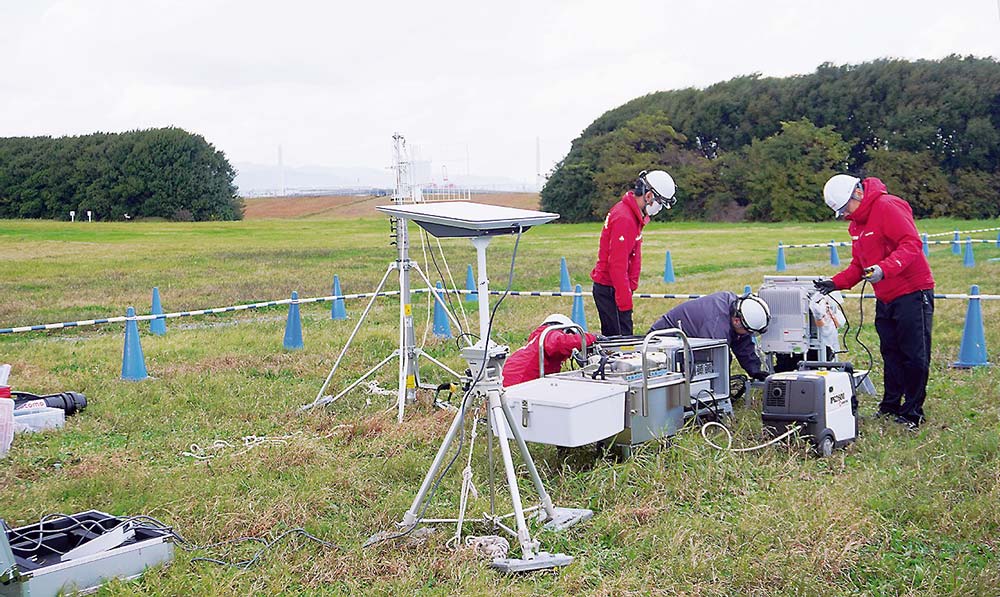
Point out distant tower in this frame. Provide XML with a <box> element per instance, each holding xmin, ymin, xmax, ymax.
<box><xmin>535</xmin><ymin>137</ymin><xmax>542</xmax><ymax>191</ymax></box>
<box><xmin>278</xmin><ymin>145</ymin><xmax>286</xmax><ymax>197</ymax></box>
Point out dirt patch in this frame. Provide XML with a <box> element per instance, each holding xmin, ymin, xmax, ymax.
<box><xmin>243</xmin><ymin>193</ymin><xmax>540</xmax><ymax>220</ymax></box>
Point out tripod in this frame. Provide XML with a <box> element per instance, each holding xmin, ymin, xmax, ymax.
<box><xmin>300</xmin><ymin>215</ymin><xmax>469</xmax><ymax>422</ymax></box>
<box><xmin>381</xmin><ymin>235</ymin><xmax>591</xmax><ymax>572</ymax></box>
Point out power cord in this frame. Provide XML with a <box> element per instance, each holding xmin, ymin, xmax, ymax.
<box><xmin>701</xmin><ymin>421</ymin><xmax>804</xmax><ymax>453</ymax></box>
<box><xmin>823</xmin><ymin>281</ymin><xmax>874</xmax><ymax>389</ymax></box>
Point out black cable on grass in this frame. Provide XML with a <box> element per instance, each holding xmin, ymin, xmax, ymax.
<box><xmin>824</xmin><ymin>281</ymin><xmax>874</xmax><ymax>389</ymax></box>
<box><xmin>364</xmin><ymin>227</ymin><xmax>524</xmax><ymax>549</ymax></box>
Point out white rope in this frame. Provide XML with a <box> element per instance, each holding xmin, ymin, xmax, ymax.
<box><xmin>419</xmin><ymin>228</ymin><xmax>433</xmax><ymax>349</ymax></box>
<box><xmin>436</xmin><ymin>236</ymin><xmax>472</xmax><ymax>334</ymax></box>
<box><xmin>450</xmin><ymin>405</ymin><xmax>481</xmax><ymax>548</ymax></box>
<box><xmin>182</xmin><ymin>432</ymin><xmax>304</xmax><ymax>460</ymax></box>
<box><xmin>700</xmin><ymin>421</ymin><xmax>804</xmax><ymax>453</ymax></box>
<box><xmin>464</xmin><ymin>535</ymin><xmax>509</xmax><ymax>559</ymax></box>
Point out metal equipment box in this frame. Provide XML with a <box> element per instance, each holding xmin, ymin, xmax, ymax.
<box><xmin>501</xmin><ymin>377</ymin><xmax>628</xmax><ymax>447</ymax></box>
<box><xmin>0</xmin><ymin>510</ymin><xmax>174</xmax><ymax>597</ymax></box>
<box><xmin>758</xmin><ymin>276</ymin><xmax>842</xmax><ymax>365</ymax></box>
<box><xmin>597</xmin><ymin>336</ymin><xmax>732</xmax><ymax>419</ymax></box>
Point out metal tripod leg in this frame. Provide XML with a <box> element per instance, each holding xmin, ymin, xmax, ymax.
<box><xmin>501</xmin><ymin>395</ymin><xmax>593</xmax><ymax>531</ymax></box>
<box><xmin>301</xmin><ymin>263</ymin><xmax>395</xmax><ymax>411</ymax></box>
<box><xmin>400</xmin><ymin>395</ymin><xmax>472</xmax><ymax>528</ymax></box>
<box><xmin>487</xmin><ymin>389</ymin><xmax>538</xmax><ymax>560</ymax></box>
<box><xmin>311</xmin><ymin>353</ymin><xmax>397</xmax><ymax>409</ymax></box>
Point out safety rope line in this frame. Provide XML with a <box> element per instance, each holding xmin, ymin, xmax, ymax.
<box><xmin>925</xmin><ymin>227</ymin><xmax>1000</xmax><ymax>238</ymax></box>
<box><xmin>782</xmin><ymin>238</ymin><xmax>999</xmax><ymax>249</ymax></box>
<box><xmin>4</xmin><ymin>287</ymin><xmax>998</xmax><ymax>335</ymax></box>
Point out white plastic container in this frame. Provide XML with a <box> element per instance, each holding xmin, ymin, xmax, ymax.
<box><xmin>501</xmin><ymin>377</ymin><xmax>628</xmax><ymax>447</ymax></box>
<box><xmin>13</xmin><ymin>406</ymin><xmax>65</xmax><ymax>434</ymax></box>
<box><xmin>0</xmin><ymin>398</ymin><xmax>13</xmax><ymax>457</ymax></box>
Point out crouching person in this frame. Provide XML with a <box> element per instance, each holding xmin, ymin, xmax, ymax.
<box><xmin>649</xmin><ymin>291</ymin><xmax>770</xmax><ymax>381</ymax></box>
<box><xmin>503</xmin><ymin>314</ymin><xmax>598</xmax><ymax>388</ymax></box>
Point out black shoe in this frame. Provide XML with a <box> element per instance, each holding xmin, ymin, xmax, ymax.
<box><xmin>893</xmin><ymin>415</ymin><xmax>920</xmax><ymax>430</ymax></box>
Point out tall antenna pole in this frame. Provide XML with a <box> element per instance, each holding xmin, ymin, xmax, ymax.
<box><xmin>535</xmin><ymin>137</ymin><xmax>541</xmax><ymax>192</ymax></box>
<box><xmin>390</xmin><ymin>132</ymin><xmax>418</xmax><ymax>417</ymax></box>
<box><xmin>278</xmin><ymin>145</ymin><xmax>285</xmax><ymax>197</ymax></box>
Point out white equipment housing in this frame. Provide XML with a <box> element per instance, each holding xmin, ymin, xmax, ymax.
<box><xmin>761</xmin><ymin>362</ymin><xmax>857</xmax><ymax>457</ymax></box>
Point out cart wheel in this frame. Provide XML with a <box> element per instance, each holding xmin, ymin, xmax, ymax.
<box><xmin>819</xmin><ymin>436</ymin><xmax>834</xmax><ymax>458</ymax></box>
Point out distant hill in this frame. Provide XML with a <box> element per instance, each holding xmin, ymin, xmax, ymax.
<box><xmin>243</xmin><ymin>192</ymin><xmax>541</xmax><ymax>219</ymax></box>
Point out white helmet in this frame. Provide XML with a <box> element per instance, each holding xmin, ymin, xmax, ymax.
<box><xmin>733</xmin><ymin>293</ymin><xmax>770</xmax><ymax>334</ymax></box>
<box><xmin>542</xmin><ymin>313</ymin><xmax>574</xmax><ymax>328</ymax></box>
<box><xmin>823</xmin><ymin>174</ymin><xmax>860</xmax><ymax>217</ymax></box>
<box><xmin>636</xmin><ymin>170</ymin><xmax>677</xmax><ymax>208</ymax></box>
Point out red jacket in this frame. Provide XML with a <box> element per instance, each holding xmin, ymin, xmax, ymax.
<box><xmin>831</xmin><ymin>177</ymin><xmax>935</xmax><ymax>303</ymax></box>
<box><xmin>502</xmin><ymin>324</ymin><xmax>597</xmax><ymax>387</ymax></box>
<box><xmin>590</xmin><ymin>190</ymin><xmax>648</xmax><ymax>311</ymax></box>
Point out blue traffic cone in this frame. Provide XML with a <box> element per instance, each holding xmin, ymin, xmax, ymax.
<box><xmin>465</xmin><ymin>264</ymin><xmax>477</xmax><ymax>302</ymax></box>
<box><xmin>121</xmin><ymin>306</ymin><xmax>148</xmax><ymax>381</ymax></box>
<box><xmin>283</xmin><ymin>291</ymin><xmax>304</xmax><ymax>350</ymax></box>
<box><xmin>433</xmin><ymin>282</ymin><xmax>452</xmax><ymax>338</ymax></box>
<box><xmin>922</xmin><ymin>234</ymin><xmax>930</xmax><ymax>257</ymax></box>
<box><xmin>963</xmin><ymin>237</ymin><xmax>975</xmax><ymax>268</ymax></box>
<box><xmin>559</xmin><ymin>257</ymin><xmax>571</xmax><ymax>292</ymax></box>
<box><xmin>571</xmin><ymin>284</ymin><xmax>588</xmax><ymax>331</ymax></box>
<box><xmin>331</xmin><ymin>275</ymin><xmax>347</xmax><ymax>320</ymax></box>
<box><xmin>744</xmin><ymin>285</ymin><xmax>752</xmax><ymax>295</ymax></box>
<box><xmin>663</xmin><ymin>250</ymin><xmax>675</xmax><ymax>283</ymax></box>
<box><xmin>150</xmin><ymin>287</ymin><xmax>166</xmax><ymax>336</ymax></box>
<box><xmin>830</xmin><ymin>241</ymin><xmax>840</xmax><ymax>266</ymax></box>
<box><xmin>996</xmin><ymin>231</ymin><xmax>1000</xmax><ymax>248</ymax></box>
<box><xmin>952</xmin><ymin>231</ymin><xmax>960</xmax><ymax>254</ymax></box>
<box><xmin>952</xmin><ymin>285</ymin><xmax>990</xmax><ymax>368</ymax></box>
<box><xmin>776</xmin><ymin>242</ymin><xmax>787</xmax><ymax>272</ymax></box>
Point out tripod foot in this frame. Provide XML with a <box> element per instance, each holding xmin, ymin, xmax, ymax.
<box><xmin>542</xmin><ymin>507</ymin><xmax>593</xmax><ymax>532</ymax></box>
<box><xmin>491</xmin><ymin>551</ymin><xmax>573</xmax><ymax>573</ymax></box>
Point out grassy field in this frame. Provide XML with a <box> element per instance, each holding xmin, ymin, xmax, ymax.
<box><xmin>1</xmin><ymin>207</ymin><xmax>998</xmax><ymax>596</ymax></box>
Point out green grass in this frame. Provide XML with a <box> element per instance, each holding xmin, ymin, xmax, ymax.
<box><xmin>1</xmin><ymin>216</ymin><xmax>998</xmax><ymax>596</ymax></box>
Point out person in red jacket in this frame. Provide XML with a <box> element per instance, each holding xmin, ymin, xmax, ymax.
<box><xmin>814</xmin><ymin>175</ymin><xmax>935</xmax><ymax>428</ymax></box>
<box><xmin>502</xmin><ymin>313</ymin><xmax>598</xmax><ymax>388</ymax></box>
<box><xmin>590</xmin><ymin>170</ymin><xmax>676</xmax><ymax>336</ymax></box>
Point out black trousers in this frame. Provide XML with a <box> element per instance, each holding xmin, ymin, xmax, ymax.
<box><xmin>592</xmin><ymin>283</ymin><xmax>633</xmax><ymax>336</ymax></box>
<box><xmin>874</xmin><ymin>289</ymin><xmax>934</xmax><ymax>422</ymax></box>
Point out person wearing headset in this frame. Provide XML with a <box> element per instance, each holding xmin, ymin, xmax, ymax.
<box><xmin>649</xmin><ymin>292</ymin><xmax>771</xmax><ymax>381</ymax></box>
<box><xmin>813</xmin><ymin>174</ymin><xmax>935</xmax><ymax>429</ymax></box>
<box><xmin>590</xmin><ymin>170</ymin><xmax>677</xmax><ymax>336</ymax></box>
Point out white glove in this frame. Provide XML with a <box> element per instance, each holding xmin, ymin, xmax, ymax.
<box><xmin>864</xmin><ymin>265</ymin><xmax>884</xmax><ymax>283</ymax></box>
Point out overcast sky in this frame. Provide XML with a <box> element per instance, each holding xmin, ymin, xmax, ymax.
<box><xmin>2</xmin><ymin>0</ymin><xmax>999</xmax><ymax>187</ymax></box>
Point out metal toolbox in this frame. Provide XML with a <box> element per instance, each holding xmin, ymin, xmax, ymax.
<box><xmin>501</xmin><ymin>377</ymin><xmax>628</xmax><ymax>447</ymax></box>
<box><xmin>1</xmin><ymin>510</ymin><xmax>174</xmax><ymax>597</ymax></box>
<box><xmin>597</xmin><ymin>334</ymin><xmax>731</xmax><ymax>419</ymax></box>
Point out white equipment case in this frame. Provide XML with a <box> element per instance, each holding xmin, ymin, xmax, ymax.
<box><xmin>501</xmin><ymin>377</ymin><xmax>627</xmax><ymax>447</ymax></box>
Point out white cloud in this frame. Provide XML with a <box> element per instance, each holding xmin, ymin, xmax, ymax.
<box><xmin>2</xmin><ymin>0</ymin><xmax>998</xmax><ymax>185</ymax></box>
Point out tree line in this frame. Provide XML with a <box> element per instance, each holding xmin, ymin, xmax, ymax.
<box><xmin>0</xmin><ymin>128</ymin><xmax>242</xmax><ymax>221</ymax></box>
<box><xmin>541</xmin><ymin>56</ymin><xmax>1000</xmax><ymax>222</ymax></box>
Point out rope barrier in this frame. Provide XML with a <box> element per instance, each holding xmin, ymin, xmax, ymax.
<box><xmin>924</xmin><ymin>227</ymin><xmax>1000</xmax><ymax>238</ymax></box>
<box><xmin>782</xmin><ymin>238</ymin><xmax>997</xmax><ymax>249</ymax></box>
<box><xmin>4</xmin><ymin>287</ymin><xmax>998</xmax><ymax>335</ymax></box>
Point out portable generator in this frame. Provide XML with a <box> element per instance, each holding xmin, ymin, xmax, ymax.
<box><xmin>761</xmin><ymin>361</ymin><xmax>857</xmax><ymax>456</ymax></box>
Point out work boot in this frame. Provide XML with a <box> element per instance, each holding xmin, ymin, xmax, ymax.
<box><xmin>893</xmin><ymin>415</ymin><xmax>921</xmax><ymax>431</ymax></box>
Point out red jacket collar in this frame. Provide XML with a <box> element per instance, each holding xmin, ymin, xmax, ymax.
<box><xmin>622</xmin><ymin>190</ymin><xmax>649</xmax><ymax>226</ymax></box>
<box><xmin>845</xmin><ymin>177</ymin><xmax>888</xmax><ymax>224</ymax></box>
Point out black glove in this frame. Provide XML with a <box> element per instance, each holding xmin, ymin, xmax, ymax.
<box><xmin>751</xmin><ymin>371</ymin><xmax>769</xmax><ymax>382</ymax></box>
<box><xmin>813</xmin><ymin>279</ymin><xmax>837</xmax><ymax>295</ymax></box>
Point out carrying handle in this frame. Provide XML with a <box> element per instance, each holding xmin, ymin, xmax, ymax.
<box><xmin>640</xmin><ymin>328</ymin><xmax>692</xmax><ymax>417</ymax></box>
<box><xmin>537</xmin><ymin>324</ymin><xmax>588</xmax><ymax>379</ymax></box>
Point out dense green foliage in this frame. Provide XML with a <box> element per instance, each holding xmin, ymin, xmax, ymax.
<box><xmin>0</xmin><ymin>128</ymin><xmax>242</xmax><ymax>221</ymax></box>
<box><xmin>542</xmin><ymin>56</ymin><xmax>1000</xmax><ymax>222</ymax></box>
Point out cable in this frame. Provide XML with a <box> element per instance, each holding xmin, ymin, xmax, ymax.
<box><xmin>3</xmin><ymin>512</ymin><xmax>335</xmax><ymax>570</ymax></box>
<box><xmin>823</xmin><ymin>283</ymin><xmax>874</xmax><ymax>389</ymax></box>
<box><xmin>364</xmin><ymin>226</ymin><xmax>524</xmax><ymax>548</ymax></box>
<box><xmin>700</xmin><ymin>421</ymin><xmax>804</xmax><ymax>453</ymax></box>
